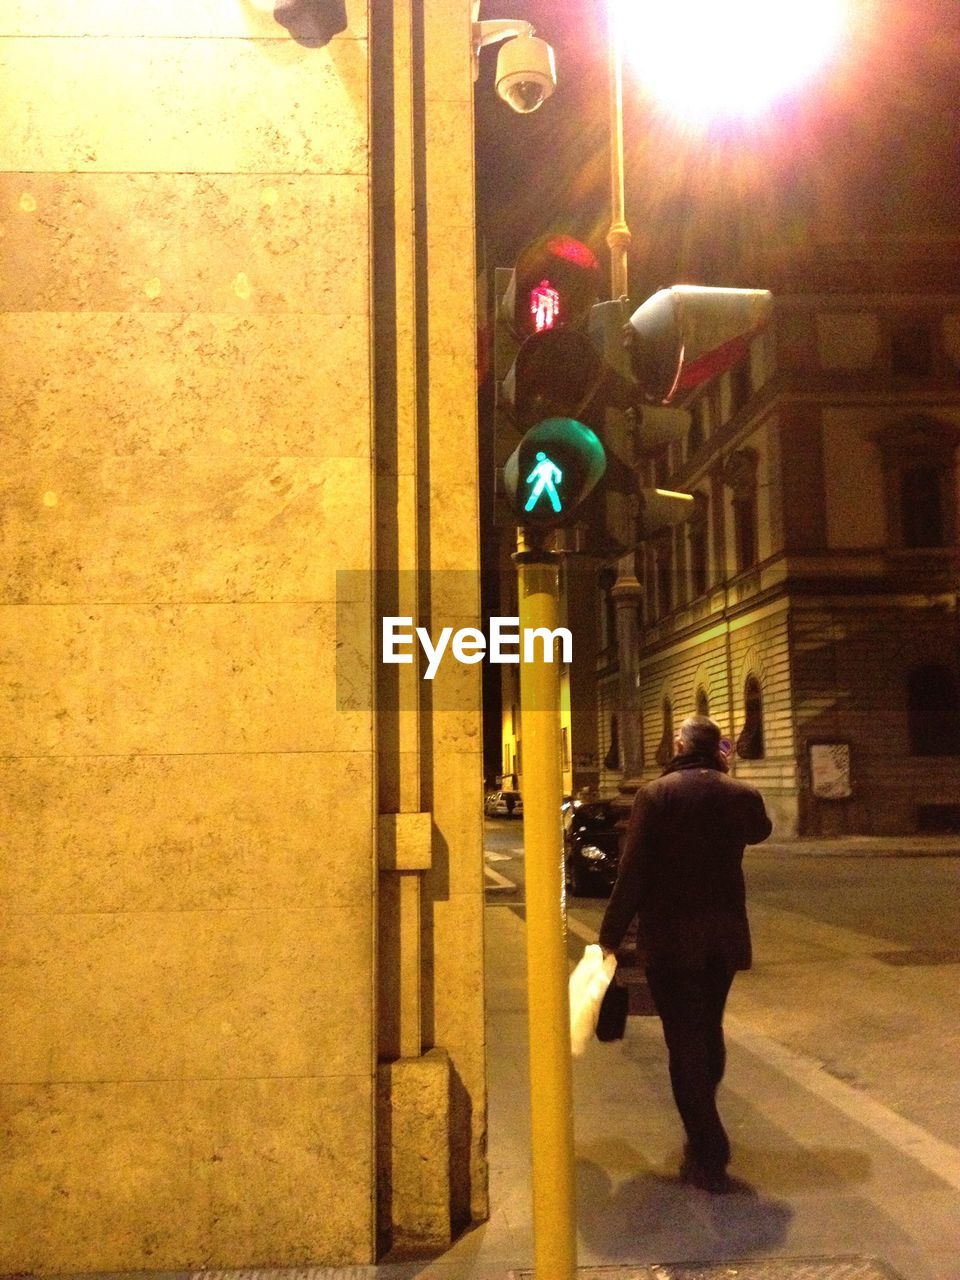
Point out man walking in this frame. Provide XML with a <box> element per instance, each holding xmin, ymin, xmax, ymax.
<box><xmin>599</xmin><ymin>714</ymin><xmax>772</xmax><ymax>1192</ymax></box>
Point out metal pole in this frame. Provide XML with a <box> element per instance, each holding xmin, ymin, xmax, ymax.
<box><xmin>607</xmin><ymin>0</ymin><xmax>631</xmax><ymax>300</ymax></box>
<box><xmin>514</xmin><ymin>528</ymin><xmax>577</xmax><ymax>1280</ymax></box>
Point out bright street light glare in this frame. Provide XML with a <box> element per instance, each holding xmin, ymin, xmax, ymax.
<box><xmin>616</xmin><ymin>0</ymin><xmax>849</xmax><ymax>124</ymax></box>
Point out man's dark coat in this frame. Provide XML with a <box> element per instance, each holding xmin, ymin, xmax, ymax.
<box><xmin>598</xmin><ymin>756</ymin><xmax>773</xmax><ymax>970</ymax></box>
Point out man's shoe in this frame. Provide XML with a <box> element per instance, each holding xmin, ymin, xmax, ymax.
<box><xmin>679</xmin><ymin>1151</ymin><xmax>731</xmax><ymax>1194</ymax></box>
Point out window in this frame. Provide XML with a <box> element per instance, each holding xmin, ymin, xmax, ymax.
<box><xmin>901</xmin><ymin>464</ymin><xmax>945</xmax><ymax>548</ymax></box>
<box><xmin>724</xmin><ymin>449</ymin><xmax>760</xmax><ymax>574</ymax></box>
<box><xmin>890</xmin><ymin>316</ymin><xmax>933</xmax><ymax>378</ymax></box>
<box><xmin>656</xmin><ymin>534</ymin><xmax>673</xmax><ymax>617</ymax></box>
<box><xmin>687</xmin><ymin>405</ymin><xmax>705</xmax><ymax>458</ymax></box>
<box><xmin>733</xmin><ymin>494</ymin><xmax>758</xmax><ymax>571</ymax></box>
<box><xmin>729</xmin><ymin>355</ymin><xmax>753</xmax><ymax>416</ymax></box>
<box><xmin>673</xmin><ymin>523</ymin><xmax>687</xmax><ymax>606</ymax></box>
<box><xmin>695</xmin><ymin>686</ymin><xmax>710</xmax><ymax>716</ymax></box>
<box><xmin>655</xmin><ymin>698</ymin><xmax>674</xmax><ymax>766</ymax></box>
<box><xmin>604</xmin><ymin>715</ymin><xmax>621</xmax><ymax>771</ymax></box>
<box><xmin>907</xmin><ymin>665</ymin><xmax>960</xmax><ymax>756</ymax></box>
<box><xmin>597</xmin><ymin>567</ymin><xmax>617</xmax><ymax>651</ymax></box>
<box><xmin>736</xmin><ymin>675</ymin><xmax>765</xmax><ymax>759</ymax></box>
<box><xmin>688</xmin><ymin>514</ymin><xmax>709</xmax><ymax>598</ymax></box>
<box><xmin>873</xmin><ymin>416</ymin><xmax>960</xmax><ymax>551</ymax></box>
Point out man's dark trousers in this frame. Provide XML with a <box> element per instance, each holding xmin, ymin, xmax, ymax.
<box><xmin>645</xmin><ymin>964</ymin><xmax>736</xmax><ymax>1173</ymax></box>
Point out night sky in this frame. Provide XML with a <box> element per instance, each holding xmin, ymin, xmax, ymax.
<box><xmin>473</xmin><ymin>0</ymin><xmax>960</xmax><ymax>303</ymax></box>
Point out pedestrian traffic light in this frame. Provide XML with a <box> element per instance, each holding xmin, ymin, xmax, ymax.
<box><xmin>497</xmin><ymin>233</ymin><xmax>605</xmax><ymax>432</ymax></box>
<box><xmin>625</xmin><ymin>285</ymin><xmax>773</xmax><ymax>405</ymax></box>
<box><xmin>495</xmin><ymin>236</ymin><xmax>774</xmax><ymax>535</ymax></box>
<box><xmin>494</xmin><ymin>234</ymin><xmax>616</xmax><ymax>532</ymax></box>
<box><xmin>502</xmin><ymin>417</ymin><xmax>606</xmax><ymax>528</ymax></box>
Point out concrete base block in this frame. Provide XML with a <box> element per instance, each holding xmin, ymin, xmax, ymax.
<box><xmin>376</xmin><ymin>1047</ymin><xmax>453</xmax><ymax>1257</ymax></box>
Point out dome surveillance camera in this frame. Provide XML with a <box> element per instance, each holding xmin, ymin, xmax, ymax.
<box><xmin>495</xmin><ymin>33</ymin><xmax>556</xmax><ymax>114</ymax></box>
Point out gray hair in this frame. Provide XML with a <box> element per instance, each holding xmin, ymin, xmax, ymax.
<box><xmin>678</xmin><ymin>713</ymin><xmax>722</xmax><ymax>756</ymax></box>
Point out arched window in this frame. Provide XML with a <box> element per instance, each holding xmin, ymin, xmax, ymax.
<box><xmin>695</xmin><ymin>686</ymin><xmax>710</xmax><ymax>716</ymax></box>
<box><xmin>656</xmin><ymin>698</ymin><xmax>674</xmax><ymax>766</ymax></box>
<box><xmin>736</xmin><ymin>675</ymin><xmax>765</xmax><ymax>759</ymax></box>
<box><xmin>907</xmin><ymin>665</ymin><xmax>960</xmax><ymax>756</ymax></box>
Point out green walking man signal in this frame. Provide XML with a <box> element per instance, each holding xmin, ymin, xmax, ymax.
<box><xmin>525</xmin><ymin>451</ymin><xmax>563</xmax><ymax>513</ymax></box>
<box><xmin>504</xmin><ymin>417</ymin><xmax>606</xmax><ymax>529</ymax></box>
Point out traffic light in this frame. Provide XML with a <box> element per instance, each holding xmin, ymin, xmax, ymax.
<box><xmin>495</xmin><ymin>233</ymin><xmax>774</xmax><ymax>535</ymax></box>
<box><xmin>498</xmin><ymin>234</ymin><xmax>604</xmax><ymax>432</ymax></box>
<box><xmin>625</xmin><ymin>285</ymin><xmax>773</xmax><ymax>405</ymax></box>
<box><xmin>495</xmin><ymin>234</ymin><xmax>615</xmax><ymax>530</ymax></box>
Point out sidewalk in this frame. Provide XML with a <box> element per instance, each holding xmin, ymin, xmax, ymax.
<box><xmin>364</xmin><ymin>895</ymin><xmax>960</xmax><ymax>1280</ymax></box>
<box><xmin>763</xmin><ymin>836</ymin><xmax>960</xmax><ymax>858</ymax></box>
<box><xmin>40</xmin><ymin>856</ymin><xmax>960</xmax><ymax>1280</ymax></box>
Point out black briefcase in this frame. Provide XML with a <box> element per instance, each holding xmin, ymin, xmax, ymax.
<box><xmin>596</xmin><ymin>978</ymin><xmax>628</xmax><ymax>1041</ymax></box>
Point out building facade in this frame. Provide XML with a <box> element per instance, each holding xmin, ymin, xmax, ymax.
<box><xmin>606</xmin><ymin>242</ymin><xmax>960</xmax><ymax>835</ymax></box>
<box><xmin>1</xmin><ymin>0</ymin><xmax>486</xmax><ymax>1270</ymax></box>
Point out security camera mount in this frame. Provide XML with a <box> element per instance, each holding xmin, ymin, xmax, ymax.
<box><xmin>471</xmin><ymin>2</ymin><xmax>536</xmax><ymax>82</ymax></box>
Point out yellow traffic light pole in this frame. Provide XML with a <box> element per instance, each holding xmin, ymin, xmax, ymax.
<box><xmin>514</xmin><ymin>528</ymin><xmax>577</xmax><ymax>1280</ymax></box>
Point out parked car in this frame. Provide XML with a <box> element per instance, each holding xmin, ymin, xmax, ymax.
<box><xmin>563</xmin><ymin>798</ymin><xmax>630</xmax><ymax>896</ymax></box>
<box><xmin>484</xmin><ymin>790</ymin><xmax>523</xmax><ymax>818</ymax></box>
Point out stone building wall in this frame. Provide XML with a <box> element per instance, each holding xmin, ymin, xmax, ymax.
<box><xmin>634</xmin><ymin>599</ymin><xmax>798</xmax><ymax>834</ymax></box>
<box><xmin>0</xmin><ymin>0</ymin><xmax>485</xmax><ymax>1270</ymax></box>
<box><xmin>790</xmin><ymin>601</ymin><xmax>960</xmax><ymax>836</ymax></box>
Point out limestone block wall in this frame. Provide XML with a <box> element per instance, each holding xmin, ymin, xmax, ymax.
<box><xmin>0</xmin><ymin>0</ymin><xmax>377</xmax><ymax>1270</ymax></box>
<box><xmin>367</xmin><ymin>0</ymin><xmax>487</xmax><ymax>1248</ymax></box>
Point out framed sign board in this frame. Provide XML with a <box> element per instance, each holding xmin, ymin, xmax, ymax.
<box><xmin>809</xmin><ymin>741</ymin><xmax>852</xmax><ymax>800</ymax></box>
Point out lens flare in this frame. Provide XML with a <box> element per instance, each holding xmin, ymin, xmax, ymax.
<box><xmin>616</xmin><ymin>0</ymin><xmax>849</xmax><ymax>125</ymax></box>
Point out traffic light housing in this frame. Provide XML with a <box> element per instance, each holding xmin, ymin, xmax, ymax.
<box><xmin>497</xmin><ymin>233</ymin><xmax>604</xmax><ymax>432</ymax></box>
<box><xmin>495</xmin><ymin>234</ymin><xmax>774</xmax><ymax>535</ymax></box>
<box><xmin>625</xmin><ymin>285</ymin><xmax>773</xmax><ymax>405</ymax></box>
<box><xmin>502</xmin><ymin>327</ymin><xmax>605</xmax><ymax>430</ymax></box>
<box><xmin>495</xmin><ymin>234</ymin><xmax>615</xmax><ymax>531</ymax></box>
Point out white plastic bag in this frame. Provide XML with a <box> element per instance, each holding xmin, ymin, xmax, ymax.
<box><xmin>568</xmin><ymin>943</ymin><xmax>618</xmax><ymax>1057</ymax></box>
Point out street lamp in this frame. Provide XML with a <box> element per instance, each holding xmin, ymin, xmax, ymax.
<box><xmin>619</xmin><ymin>0</ymin><xmax>849</xmax><ymax>126</ymax></box>
<box><xmin>605</xmin><ymin>0</ymin><xmax>850</xmax><ymax>291</ymax></box>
